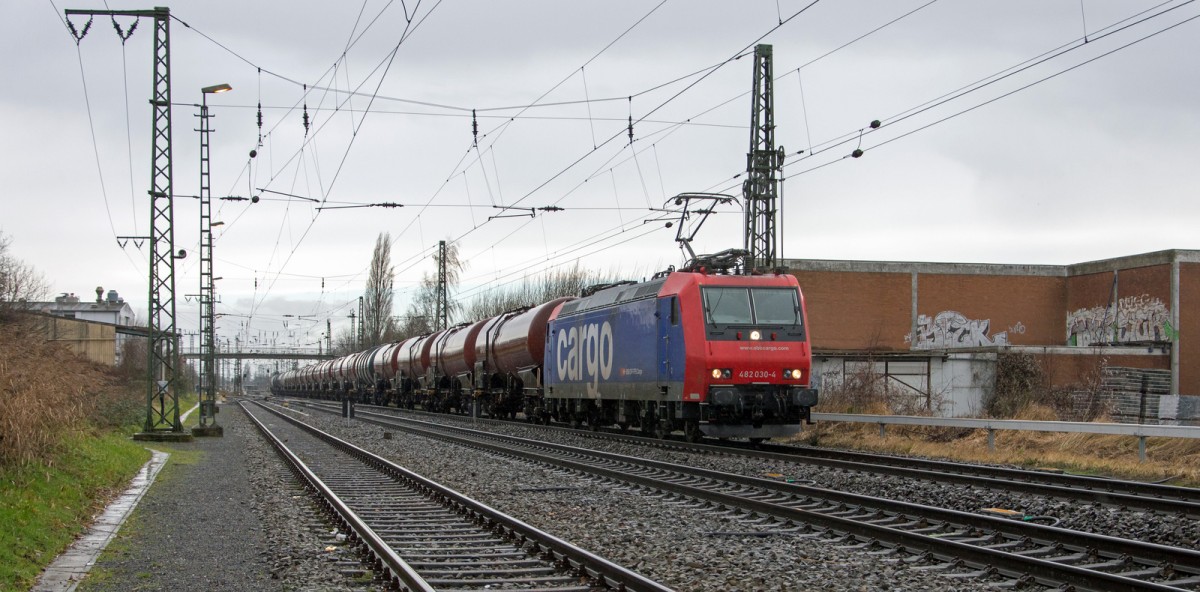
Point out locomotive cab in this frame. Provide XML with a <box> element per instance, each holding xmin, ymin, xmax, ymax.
<box><xmin>695</xmin><ymin>280</ymin><xmax>819</xmax><ymax>438</ymax></box>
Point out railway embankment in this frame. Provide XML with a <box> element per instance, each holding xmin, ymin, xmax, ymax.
<box><xmin>0</xmin><ymin>320</ymin><xmax>149</xmax><ymax>591</ymax></box>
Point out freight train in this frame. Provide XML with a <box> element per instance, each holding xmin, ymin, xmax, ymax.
<box><xmin>271</xmin><ymin>262</ymin><xmax>818</xmax><ymax>442</ymax></box>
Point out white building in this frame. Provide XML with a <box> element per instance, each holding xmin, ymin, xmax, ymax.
<box><xmin>29</xmin><ymin>287</ymin><xmax>136</xmax><ymax>365</ymax></box>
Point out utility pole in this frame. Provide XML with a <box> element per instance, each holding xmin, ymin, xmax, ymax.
<box><xmin>435</xmin><ymin>240</ymin><xmax>448</xmax><ymax>331</ymax></box>
<box><xmin>326</xmin><ymin>318</ymin><xmax>332</xmax><ymax>354</ymax></box>
<box><xmin>348</xmin><ymin>311</ymin><xmax>356</xmax><ymax>352</ymax></box>
<box><xmin>194</xmin><ymin>83</ymin><xmax>230</xmax><ymax>437</ymax></box>
<box><xmin>743</xmin><ymin>44</ymin><xmax>784</xmax><ymax>273</ymax></box>
<box><xmin>234</xmin><ymin>335</ymin><xmax>242</xmax><ymax>396</ymax></box>
<box><xmin>357</xmin><ymin>296</ymin><xmax>365</xmax><ymax>349</ymax></box>
<box><xmin>67</xmin><ymin>7</ymin><xmax>188</xmax><ymax>440</ymax></box>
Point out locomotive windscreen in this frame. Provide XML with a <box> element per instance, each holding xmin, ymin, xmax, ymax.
<box><xmin>702</xmin><ymin>287</ymin><xmax>800</xmax><ymax>326</ymax></box>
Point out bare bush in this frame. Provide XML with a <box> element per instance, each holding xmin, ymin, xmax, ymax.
<box><xmin>0</xmin><ymin>320</ymin><xmax>139</xmax><ymax>466</ymax></box>
<box><xmin>986</xmin><ymin>352</ymin><xmax>1043</xmax><ymax>418</ymax></box>
<box><xmin>1065</xmin><ymin>353</ymin><xmax>1111</xmax><ymax>421</ymax></box>
<box><xmin>817</xmin><ymin>355</ymin><xmax>946</xmax><ymax>416</ymax></box>
<box><xmin>985</xmin><ymin>352</ymin><xmax>1108</xmax><ymax>420</ymax></box>
<box><xmin>463</xmin><ymin>263</ymin><xmax>631</xmax><ymax>321</ymax></box>
<box><xmin>0</xmin><ymin>232</ymin><xmax>48</xmax><ymax>322</ymax></box>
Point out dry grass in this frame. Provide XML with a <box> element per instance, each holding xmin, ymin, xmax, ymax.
<box><xmin>0</xmin><ymin>317</ymin><xmax>136</xmax><ymax>466</ymax></box>
<box><xmin>808</xmin><ymin>359</ymin><xmax>1198</xmax><ymax>484</ymax></box>
<box><xmin>792</xmin><ymin>403</ymin><xmax>1200</xmax><ymax>486</ymax></box>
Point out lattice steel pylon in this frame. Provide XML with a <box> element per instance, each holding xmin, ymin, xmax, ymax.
<box><xmin>435</xmin><ymin>240</ymin><xmax>448</xmax><ymax>331</ymax></box>
<box><xmin>743</xmin><ymin>44</ymin><xmax>784</xmax><ymax>274</ymax></box>
<box><xmin>145</xmin><ymin>8</ymin><xmax>181</xmax><ymax>433</ymax></box>
<box><xmin>67</xmin><ymin>7</ymin><xmax>183</xmax><ymax>435</ymax></box>
<box><xmin>195</xmin><ymin>84</ymin><xmax>225</xmax><ymax>435</ymax></box>
<box><xmin>198</xmin><ymin>94</ymin><xmax>214</xmax><ymax>425</ymax></box>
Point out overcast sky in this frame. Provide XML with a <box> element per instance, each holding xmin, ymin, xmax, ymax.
<box><xmin>4</xmin><ymin>0</ymin><xmax>1198</xmax><ymax>360</ymax></box>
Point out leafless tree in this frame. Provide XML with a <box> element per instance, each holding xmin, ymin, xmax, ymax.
<box><xmin>332</xmin><ymin>327</ymin><xmax>359</xmax><ymax>356</ymax></box>
<box><xmin>0</xmin><ymin>232</ymin><xmax>48</xmax><ymax>322</ymax></box>
<box><xmin>362</xmin><ymin>233</ymin><xmax>396</xmax><ymax>348</ymax></box>
<box><xmin>462</xmin><ymin>262</ymin><xmax>628</xmax><ymax>319</ymax></box>
<box><xmin>396</xmin><ymin>240</ymin><xmax>466</xmax><ymax>340</ymax></box>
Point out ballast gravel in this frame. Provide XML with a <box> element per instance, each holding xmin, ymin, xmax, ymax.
<box><xmin>276</xmin><ymin>403</ymin><xmax>1008</xmax><ymax>592</ymax></box>
<box><xmin>370</xmin><ymin>407</ymin><xmax>1200</xmax><ymax>551</ymax></box>
<box><xmin>78</xmin><ymin>403</ymin><xmax>380</xmax><ymax>592</ymax></box>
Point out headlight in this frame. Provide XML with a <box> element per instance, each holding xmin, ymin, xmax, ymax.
<box><xmin>782</xmin><ymin>369</ymin><xmax>803</xmax><ymax>380</ymax></box>
<box><xmin>749</xmin><ymin>330</ymin><xmax>762</xmax><ymax>341</ymax></box>
<box><xmin>711</xmin><ymin>368</ymin><xmax>723</xmax><ymax>379</ymax></box>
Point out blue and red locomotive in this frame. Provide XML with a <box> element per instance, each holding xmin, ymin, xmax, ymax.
<box><xmin>272</xmin><ymin>264</ymin><xmax>818</xmax><ymax>441</ymax></box>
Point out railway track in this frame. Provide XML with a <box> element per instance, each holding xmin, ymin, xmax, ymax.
<box><xmin>302</xmin><ymin>402</ymin><xmax>1200</xmax><ymax>591</ymax></box>
<box><xmin>337</xmin><ymin>400</ymin><xmax>1200</xmax><ymax>517</ymax></box>
<box><xmin>240</xmin><ymin>401</ymin><xmax>673</xmax><ymax>592</ymax></box>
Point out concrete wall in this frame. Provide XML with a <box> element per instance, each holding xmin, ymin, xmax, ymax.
<box><xmin>938</xmin><ymin>353</ymin><xmax>995</xmax><ymax>417</ymax></box>
<box><xmin>37</xmin><ymin>315</ymin><xmax>117</xmax><ymax>365</ymax></box>
<box><xmin>1160</xmin><ymin>395</ymin><xmax>1200</xmax><ymax>426</ymax></box>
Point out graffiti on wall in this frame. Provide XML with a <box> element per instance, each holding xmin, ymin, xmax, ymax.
<box><xmin>906</xmin><ymin>311</ymin><xmax>1011</xmax><ymax>350</ymax></box>
<box><xmin>1066</xmin><ymin>295</ymin><xmax>1172</xmax><ymax>346</ymax></box>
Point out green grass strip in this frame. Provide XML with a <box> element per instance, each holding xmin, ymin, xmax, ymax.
<box><xmin>0</xmin><ymin>432</ymin><xmax>149</xmax><ymax>591</ymax></box>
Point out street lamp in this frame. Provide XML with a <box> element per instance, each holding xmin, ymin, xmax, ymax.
<box><xmin>202</xmin><ymin>83</ymin><xmax>232</xmax><ymax>95</ymax></box>
<box><xmin>195</xmin><ymin>83</ymin><xmax>231</xmax><ymax>437</ymax></box>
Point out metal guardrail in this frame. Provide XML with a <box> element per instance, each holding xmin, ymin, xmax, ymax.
<box><xmin>811</xmin><ymin>413</ymin><xmax>1200</xmax><ymax>461</ymax></box>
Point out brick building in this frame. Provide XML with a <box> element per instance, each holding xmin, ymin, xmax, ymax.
<box><xmin>784</xmin><ymin>250</ymin><xmax>1198</xmax><ymax>423</ymax></box>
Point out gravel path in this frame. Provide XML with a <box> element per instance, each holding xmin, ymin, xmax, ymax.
<box><xmin>276</xmin><ymin>403</ymin><xmax>1005</xmax><ymax>592</ymax></box>
<box><xmin>79</xmin><ymin>402</ymin><xmax>381</xmax><ymax>592</ymax></box>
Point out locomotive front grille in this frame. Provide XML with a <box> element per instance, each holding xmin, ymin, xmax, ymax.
<box><xmin>705</xmin><ymin>384</ymin><xmax>814</xmax><ymax>423</ymax></box>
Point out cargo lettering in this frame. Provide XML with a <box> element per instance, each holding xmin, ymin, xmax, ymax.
<box><xmin>555</xmin><ymin>321</ymin><xmax>614</xmax><ymax>396</ymax></box>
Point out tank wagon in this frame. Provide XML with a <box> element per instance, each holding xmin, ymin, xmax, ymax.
<box><xmin>273</xmin><ymin>268</ymin><xmax>818</xmax><ymax>441</ymax></box>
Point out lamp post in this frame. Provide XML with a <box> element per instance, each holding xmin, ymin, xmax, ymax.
<box><xmin>194</xmin><ymin>83</ymin><xmax>231</xmax><ymax>437</ymax></box>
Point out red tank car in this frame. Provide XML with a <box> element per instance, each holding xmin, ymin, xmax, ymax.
<box><xmin>319</xmin><ymin>359</ymin><xmax>336</xmax><ymax>396</ymax></box>
<box><xmin>372</xmin><ymin>342</ymin><xmax>401</xmax><ymax>383</ymax></box>
<box><xmin>492</xmin><ymin>297</ymin><xmax>574</xmax><ymax>374</ymax></box>
<box><xmin>414</xmin><ymin>330</ymin><xmax>445</xmax><ymax>383</ymax></box>
<box><xmin>423</xmin><ymin>324</ymin><xmax>470</xmax><ymax>412</ymax></box>
<box><xmin>473</xmin><ymin>297</ymin><xmax>574</xmax><ymax>419</ymax></box>
<box><xmin>393</xmin><ymin>336</ymin><xmax>421</xmax><ymax>381</ymax></box>
<box><xmin>389</xmin><ymin>336</ymin><xmax>423</xmax><ymax>408</ymax></box>
<box><xmin>353</xmin><ymin>344</ymin><xmax>390</xmax><ymax>404</ymax></box>
<box><xmin>440</xmin><ymin>318</ymin><xmax>489</xmax><ymax>387</ymax></box>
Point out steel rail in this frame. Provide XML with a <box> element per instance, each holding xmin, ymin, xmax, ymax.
<box><xmin>339</xmin><ymin>400</ymin><xmax>1200</xmax><ymax>515</ymax></box>
<box><xmin>329</xmin><ymin>405</ymin><xmax>1200</xmax><ymax>592</ymax></box>
<box><xmin>812</xmin><ymin>413</ymin><xmax>1200</xmax><ymax>439</ymax></box>
<box><xmin>239</xmin><ymin>401</ymin><xmax>434</xmax><ymax>592</ymax></box>
<box><xmin>754</xmin><ymin>442</ymin><xmax>1200</xmax><ymax>509</ymax></box>
<box><xmin>256</xmin><ymin>401</ymin><xmax>675</xmax><ymax>592</ymax></box>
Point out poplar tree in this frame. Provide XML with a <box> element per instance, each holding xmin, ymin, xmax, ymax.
<box><xmin>362</xmin><ymin>233</ymin><xmax>396</xmax><ymax>347</ymax></box>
